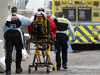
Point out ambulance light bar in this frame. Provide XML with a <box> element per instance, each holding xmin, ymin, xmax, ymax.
<box><xmin>82</xmin><ymin>1</ymin><xmax>86</xmax><ymax>4</ymax></box>
<box><xmin>94</xmin><ymin>1</ymin><xmax>99</xmax><ymax>5</ymax></box>
<box><xmin>55</xmin><ymin>1</ymin><xmax>60</xmax><ymax>5</ymax></box>
<box><xmin>75</xmin><ymin>1</ymin><xmax>80</xmax><ymax>4</ymax></box>
<box><xmin>62</xmin><ymin>1</ymin><xmax>66</xmax><ymax>4</ymax></box>
<box><xmin>68</xmin><ymin>1</ymin><xmax>72</xmax><ymax>4</ymax></box>
<box><xmin>88</xmin><ymin>1</ymin><xmax>92</xmax><ymax>4</ymax></box>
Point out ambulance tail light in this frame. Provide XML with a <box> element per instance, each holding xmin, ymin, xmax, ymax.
<box><xmin>94</xmin><ymin>1</ymin><xmax>99</xmax><ymax>5</ymax></box>
<box><xmin>94</xmin><ymin>34</ymin><xmax>98</xmax><ymax>40</ymax></box>
<box><xmin>75</xmin><ymin>1</ymin><xmax>79</xmax><ymax>4</ymax></box>
<box><xmin>55</xmin><ymin>1</ymin><xmax>60</xmax><ymax>5</ymax></box>
<box><xmin>93</xmin><ymin>12</ymin><xmax>99</xmax><ymax>17</ymax></box>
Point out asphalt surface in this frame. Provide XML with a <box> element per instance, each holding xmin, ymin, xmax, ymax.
<box><xmin>0</xmin><ymin>50</ymin><xmax>100</xmax><ymax>75</ymax></box>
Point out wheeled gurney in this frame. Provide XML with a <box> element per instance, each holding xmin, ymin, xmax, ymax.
<box><xmin>26</xmin><ymin>14</ymin><xmax>55</xmax><ymax>73</ymax></box>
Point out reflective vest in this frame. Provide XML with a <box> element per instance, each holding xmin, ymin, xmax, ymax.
<box><xmin>57</xmin><ymin>18</ymin><xmax>69</xmax><ymax>31</ymax></box>
<box><xmin>6</xmin><ymin>14</ymin><xmax>21</xmax><ymax>28</ymax></box>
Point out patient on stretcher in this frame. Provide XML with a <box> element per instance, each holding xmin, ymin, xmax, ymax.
<box><xmin>27</xmin><ymin>11</ymin><xmax>57</xmax><ymax>41</ymax></box>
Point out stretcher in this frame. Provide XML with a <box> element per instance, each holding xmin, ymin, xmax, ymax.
<box><xmin>27</xmin><ymin>14</ymin><xmax>55</xmax><ymax>73</ymax></box>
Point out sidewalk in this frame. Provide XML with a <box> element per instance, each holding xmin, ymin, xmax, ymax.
<box><xmin>1</xmin><ymin>50</ymin><xmax>100</xmax><ymax>75</ymax></box>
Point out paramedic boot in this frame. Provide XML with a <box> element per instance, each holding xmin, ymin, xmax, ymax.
<box><xmin>62</xmin><ymin>64</ymin><xmax>67</xmax><ymax>69</ymax></box>
<box><xmin>57</xmin><ymin>67</ymin><xmax>60</xmax><ymax>70</ymax></box>
<box><xmin>16</xmin><ymin>62</ymin><xmax>23</xmax><ymax>73</ymax></box>
<box><xmin>57</xmin><ymin>64</ymin><xmax>61</xmax><ymax>70</ymax></box>
<box><xmin>6</xmin><ymin>63</ymin><xmax>11</xmax><ymax>75</ymax></box>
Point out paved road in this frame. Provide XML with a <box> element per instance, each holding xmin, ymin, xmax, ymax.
<box><xmin>1</xmin><ymin>50</ymin><xmax>100</xmax><ymax>75</ymax></box>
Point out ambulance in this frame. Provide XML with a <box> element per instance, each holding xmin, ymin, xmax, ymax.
<box><xmin>52</xmin><ymin>0</ymin><xmax>100</xmax><ymax>48</ymax></box>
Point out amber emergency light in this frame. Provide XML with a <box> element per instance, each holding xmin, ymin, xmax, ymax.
<box><xmin>88</xmin><ymin>1</ymin><xmax>92</xmax><ymax>4</ymax></box>
<box><xmin>62</xmin><ymin>1</ymin><xmax>66</xmax><ymax>4</ymax></box>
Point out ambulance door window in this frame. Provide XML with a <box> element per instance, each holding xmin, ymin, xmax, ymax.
<box><xmin>78</xmin><ymin>7</ymin><xmax>91</xmax><ymax>21</ymax></box>
<box><xmin>63</xmin><ymin>7</ymin><xmax>76</xmax><ymax>21</ymax></box>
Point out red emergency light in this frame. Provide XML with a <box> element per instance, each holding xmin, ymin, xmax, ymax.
<box><xmin>94</xmin><ymin>1</ymin><xmax>99</xmax><ymax>5</ymax></box>
<box><xmin>55</xmin><ymin>1</ymin><xmax>60</xmax><ymax>5</ymax></box>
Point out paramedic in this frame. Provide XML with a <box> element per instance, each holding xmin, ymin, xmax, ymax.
<box><xmin>55</xmin><ymin>12</ymin><xmax>75</xmax><ymax>70</ymax></box>
<box><xmin>2</xmin><ymin>6</ymin><xmax>31</xmax><ymax>74</ymax></box>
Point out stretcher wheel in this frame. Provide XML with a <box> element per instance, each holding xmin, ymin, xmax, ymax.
<box><xmin>35</xmin><ymin>66</ymin><xmax>37</xmax><ymax>71</ymax></box>
<box><xmin>28</xmin><ymin>67</ymin><xmax>31</xmax><ymax>73</ymax></box>
<box><xmin>52</xmin><ymin>67</ymin><xmax>55</xmax><ymax>71</ymax></box>
<box><xmin>47</xmin><ymin>67</ymin><xmax>50</xmax><ymax>73</ymax></box>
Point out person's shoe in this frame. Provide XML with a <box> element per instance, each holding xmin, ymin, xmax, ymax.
<box><xmin>6</xmin><ymin>71</ymin><xmax>11</xmax><ymax>74</ymax></box>
<box><xmin>57</xmin><ymin>67</ymin><xmax>60</xmax><ymax>70</ymax></box>
<box><xmin>63</xmin><ymin>64</ymin><xmax>67</xmax><ymax>69</ymax></box>
<box><xmin>6</xmin><ymin>64</ymin><xmax>11</xmax><ymax>75</ymax></box>
<box><xmin>6</xmin><ymin>70</ymin><xmax>11</xmax><ymax>75</ymax></box>
<box><xmin>6</xmin><ymin>67</ymin><xmax>11</xmax><ymax>75</ymax></box>
<box><xmin>16</xmin><ymin>68</ymin><xmax>23</xmax><ymax>73</ymax></box>
<box><xmin>16</xmin><ymin>62</ymin><xmax>23</xmax><ymax>73</ymax></box>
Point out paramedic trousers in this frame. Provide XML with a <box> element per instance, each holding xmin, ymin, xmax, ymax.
<box><xmin>55</xmin><ymin>33</ymin><xmax>68</xmax><ymax>68</ymax></box>
<box><xmin>4</xmin><ymin>30</ymin><xmax>23</xmax><ymax>69</ymax></box>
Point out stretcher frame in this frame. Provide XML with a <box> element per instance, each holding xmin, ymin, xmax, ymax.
<box><xmin>27</xmin><ymin>14</ymin><xmax>55</xmax><ymax>73</ymax></box>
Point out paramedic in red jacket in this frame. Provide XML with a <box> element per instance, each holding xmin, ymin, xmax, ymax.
<box><xmin>27</xmin><ymin>8</ymin><xmax>57</xmax><ymax>40</ymax></box>
<box><xmin>47</xmin><ymin>15</ymin><xmax>57</xmax><ymax>40</ymax></box>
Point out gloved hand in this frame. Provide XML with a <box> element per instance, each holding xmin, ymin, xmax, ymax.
<box><xmin>71</xmin><ymin>40</ymin><xmax>75</xmax><ymax>42</ymax></box>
